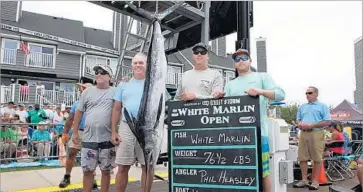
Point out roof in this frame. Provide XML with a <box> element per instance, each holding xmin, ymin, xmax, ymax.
<box><xmin>0</xmin><ymin>9</ymin><xmax>235</xmax><ymax>70</ymax></box>
<box><xmin>84</xmin><ymin>27</ymin><xmax>113</xmax><ymax>50</ymax></box>
<box><xmin>331</xmin><ymin>99</ymin><xmax>363</xmax><ymax>122</ymax></box>
<box><xmin>1</xmin><ymin>11</ymin><xmax>116</xmax><ymax>52</ymax></box>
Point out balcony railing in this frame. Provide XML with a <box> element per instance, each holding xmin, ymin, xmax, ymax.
<box><xmin>25</xmin><ymin>52</ymin><xmax>55</xmax><ymax>69</ymax></box>
<box><xmin>1</xmin><ymin>48</ymin><xmax>17</xmax><ymax>65</ymax></box>
<box><xmin>166</xmin><ymin>72</ymin><xmax>182</xmax><ymax>86</ymax></box>
<box><xmin>1</xmin><ymin>84</ymin><xmax>79</xmax><ymax>107</ymax></box>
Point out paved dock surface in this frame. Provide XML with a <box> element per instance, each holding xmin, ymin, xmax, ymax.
<box><xmin>90</xmin><ymin>179</ymin><xmax>359</xmax><ymax>192</ymax></box>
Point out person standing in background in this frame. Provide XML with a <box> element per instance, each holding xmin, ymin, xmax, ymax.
<box><xmin>293</xmin><ymin>86</ymin><xmax>331</xmax><ymax>190</ymax></box>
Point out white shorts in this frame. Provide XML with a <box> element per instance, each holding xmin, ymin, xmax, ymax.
<box><xmin>115</xmin><ymin>122</ymin><xmax>145</xmax><ymax>165</ymax></box>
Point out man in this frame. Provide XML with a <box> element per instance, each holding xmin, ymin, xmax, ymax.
<box><xmin>72</xmin><ymin>65</ymin><xmax>116</xmax><ymax>192</ymax></box>
<box><xmin>224</xmin><ymin>48</ymin><xmax>285</xmax><ymax>192</ymax></box>
<box><xmin>58</xmin><ymin>83</ymin><xmax>97</xmax><ymax>188</ymax></box>
<box><xmin>1</xmin><ymin>101</ymin><xmax>16</xmax><ymax>119</ymax></box>
<box><xmin>15</xmin><ymin>104</ymin><xmax>28</xmax><ymax>122</ymax></box>
<box><xmin>293</xmin><ymin>86</ymin><xmax>331</xmax><ymax>190</ymax></box>
<box><xmin>27</xmin><ymin>104</ymin><xmax>47</xmax><ymax>129</ymax></box>
<box><xmin>174</xmin><ymin>43</ymin><xmax>225</xmax><ymax>101</ymax></box>
<box><xmin>111</xmin><ymin>53</ymin><xmax>167</xmax><ymax>192</ymax></box>
<box><xmin>0</xmin><ymin>123</ymin><xmax>17</xmax><ymax>162</ymax></box>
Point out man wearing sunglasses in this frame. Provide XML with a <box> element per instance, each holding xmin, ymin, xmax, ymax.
<box><xmin>174</xmin><ymin>43</ymin><xmax>225</xmax><ymax>101</ymax></box>
<box><xmin>72</xmin><ymin>64</ymin><xmax>116</xmax><ymax>192</ymax></box>
<box><xmin>224</xmin><ymin>48</ymin><xmax>285</xmax><ymax>192</ymax></box>
<box><xmin>294</xmin><ymin>86</ymin><xmax>331</xmax><ymax>190</ymax></box>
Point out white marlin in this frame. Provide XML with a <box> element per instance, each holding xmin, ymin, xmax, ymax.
<box><xmin>123</xmin><ymin>1</ymin><xmax>184</xmax><ymax>190</ymax></box>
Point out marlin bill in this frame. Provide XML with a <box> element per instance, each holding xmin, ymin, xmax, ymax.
<box><xmin>124</xmin><ymin>19</ymin><xmax>167</xmax><ymax>173</ymax></box>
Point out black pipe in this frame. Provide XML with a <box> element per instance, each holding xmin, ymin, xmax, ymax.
<box><xmin>234</xmin><ymin>1</ymin><xmax>252</xmax><ymax>77</ymax></box>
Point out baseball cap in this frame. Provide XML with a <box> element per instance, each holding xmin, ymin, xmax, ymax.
<box><xmin>93</xmin><ymin>64</ymin><xmax>113</xmax><ymax>76</ymax></box>
<box><xmin>232</xmin><ymin>48</ymin><xmax>250</xmax><ymax>59</ymax></box>
<box><xmin>18</xmin><ymin>104</ymin><xmax>25</xmax><ymax>107</ymax></box>
<box><xmin>192</xmin><ymin>43</ymin><xmax>208</xmax><ymax>52</ymax></box>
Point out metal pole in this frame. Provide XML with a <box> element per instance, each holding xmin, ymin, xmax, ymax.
<box><xmin>201</xmin><ymin>1</ymin><xmax>210</xmax><ymax>45</ymax></box>
<box><xmin>234</xmin><ymin>1</ymin><xmax>251</xmax><ymax>77</ymax></box>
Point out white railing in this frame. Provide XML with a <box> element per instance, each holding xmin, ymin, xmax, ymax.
<box><xmin>63</xmin><ymin>91</ymin><xmax>79</xmax><ymax>107</ymax></box>
<box><xmin>25</xmin><ymin>52</ymin><xmax>54</xmax><ymax>69</ymax></box>
<box><xmin>35</xmin><ymin>88</ymin><xmax>78</xmax><ymax>108</ymax></box>
<box><xmin>166</xmin><ymin>72</ymin><xmax>182</xmax><ymax>86</ymax></box>
<box><xmin>1</xmin><ymin>85</ymin><xmax>13</xmax><ymax>104</ymax></box>
<box><xmin>1</xmin><ymin>48</ymin><xmax>17</xmax><ymax>65</ymax></box>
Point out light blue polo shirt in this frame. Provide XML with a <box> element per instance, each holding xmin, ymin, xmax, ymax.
<box><xmin>296</xmin><ymin>101</ymin><xmax>331</xmax><ymax>124</ymax></box>
<box><xmin>224</xmin><ymin>72</ymin><xmax>285</xmax><ymax>137</ymax></box>
<box><xmin>114</xmin><ymin>78</ymin><xmax>172</xmax><ymax>121</ymax></box>
<box><xmin>114</xmin><ymin>78</ymin><xmax>145</xmax><ymax>121</ymax></box>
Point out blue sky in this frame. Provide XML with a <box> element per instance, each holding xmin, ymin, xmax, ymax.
<box><xmin>22</xmin><ymin>1</ymin><xmax>362</xmax><ymax>107</ymax></box>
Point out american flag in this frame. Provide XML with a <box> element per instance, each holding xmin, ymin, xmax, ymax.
<box><xmin>20</xmin><ymin>41</ymin><xmax>30</xmax><ymax>55</ymax></box>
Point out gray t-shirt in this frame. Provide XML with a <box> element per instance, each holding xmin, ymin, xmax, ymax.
<box><xmin>77</xmin><ymin>86</ymin><xmax>116</xmax><ymax>143</ymax></box>
<box><xmin>174</xmin><ymin>68</ymin><xmax>224</xmax><ymax>100</ymax></box>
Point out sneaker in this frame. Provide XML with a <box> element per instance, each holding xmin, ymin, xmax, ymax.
<box><xmin>59</xmin><ymin>175</ymin><xmax>70</xmax><ymax>188</ymax></box>
<box><xmin>308</xmin><ymin>181</ymin><xmax>319</xmax><ymax>190</ymax></box>
<box><xmin>92</xmin><ymin>180</ymin><xmax>98</xmax><ymax>189</ymax></box>
<box><xmin>293</xmin><ymin>180</ymin><xmax>309</xmax><ymax>188</ymax></box>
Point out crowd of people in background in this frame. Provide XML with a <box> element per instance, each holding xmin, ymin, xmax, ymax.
<box><xmin>0</xmin><ymin>100</ymin><xmax>72</xmax><ymax>164</ymax></box>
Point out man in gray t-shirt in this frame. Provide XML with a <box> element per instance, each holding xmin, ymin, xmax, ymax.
<box><xmin>72</xmin><ymin>64</ymin><xmax>116</xmax><ymax>192</ymax></box>
<box><xmin>174</xmin><ymin>43</ymin><xmax>225</xmax><ymax>101</ymax></box>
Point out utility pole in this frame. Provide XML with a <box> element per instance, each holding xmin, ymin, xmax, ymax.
<box><xmin>235</xmin><ymin>1</ymin><xmax>253</xmax><ymax>77</ymax></box>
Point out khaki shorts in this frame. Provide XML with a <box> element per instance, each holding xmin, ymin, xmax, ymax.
<box><xmin>68</xmin><ymin>130</ymin><xmax>84</xmax><ymax>150</ymax></box>
<box><xmin>115</xmin><ymin>122</ymin><xmax>145</xmax><ymax>166</ymax></box>
<box><xmin>298</xmin><ymin>130</ymin><xmax>325</xmax><ymax>163</ymax></box>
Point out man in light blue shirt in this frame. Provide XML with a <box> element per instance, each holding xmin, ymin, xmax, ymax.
<box><xmin>224</xmin><ymin>49</ymin><xmax>285</xmax><ymax>192</ymax></box>
<box><xmin>294</xmin><ymin>86</ymin><xmax>331</xmax><ymax>190</ymax></box>
<box><xmin>111</xmin><ymin>53</ymin><xmax>170</xmax><ymax>192</ymax></box>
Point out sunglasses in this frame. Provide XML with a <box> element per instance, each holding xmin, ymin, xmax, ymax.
<box><xmin>193</xmin><ymin>49</ymin><xmax>208</xmax><ymax>55</ymax></box>
<box><xmin>95</xmin><ymin>70</ymin><xmax>108</xmax><ymax>75</ymax></box>
<box><xmin>305</xmin><ymin>92</ymin><xmax>314</xmax><ymax>95</ymax></box>
<box><xmin>234</xmin><ymin>56</ymin><xmax>249</xmax><ymax>62</ymax></box>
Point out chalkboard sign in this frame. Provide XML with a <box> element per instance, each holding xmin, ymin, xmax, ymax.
<box><xmin>167</xmin><ymin>96</ymin><xmax>263</xmax><ymax>192</ymax></box>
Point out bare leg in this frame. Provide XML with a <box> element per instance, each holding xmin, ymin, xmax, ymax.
<box><xmin>263</xmin><ymin>175</ymin><xmax>272</xmax><ymax>192</ymax></box>
<box><xmin>141</xmin><ymin>166</ymin><xmax>154</xmax><ymax>192</ymax></box>
<box><xmin>312</xmin><ymin>162</ymin><xmax>321</xmax><ymax>183</ymax></box>
<box><xmin>115</xmin><ymin>165</ymin><xmax>131</xmax><ymax>192</ymax></box>
<box><xmin>83</xmin><ymin>171</ymin><xmax>94</xmax><ymax>192</ymax></box>
<box><xmin>100</xmin><ymin>170</ymin><xmax>111</xmax><ymax>192</ymax></box>
<box><xmin>300</xmin><ymin>161</ymin><xmax>309</xmax><ymax>181</ymax></box>
<box><xmin>65</xmin><ymin>148</ymin><xmax>79</xmax><ymax>174</ymax></box>
<box><xmin>357</xmin><ymin>164</ymin><xmax>363</xmax><ymax>187</ymax></box>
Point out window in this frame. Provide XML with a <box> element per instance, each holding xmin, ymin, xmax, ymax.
<box><xmin>225</xmin><ymin>71</ymin><xmax>235</xmax><ymax>80</ymax></box>
<box><xmin>168</xmin><ymin>65</ymin><xmax>182</xmax><ymax>74</ymax></box>
<box><xmin>27</xmin><ymin>43</ymin><xmax>55</xmax><ymax>68</ymax></box>
<box><xmin>167</xmin><ymin>65</ymin><xmax>182</xmax><ymax>85</ymax></box>
<box><xmin>59</xmin><ymin>83</ymin><xmax>75</xmax><ymax>92</ymax></box>
<box><xmin>1</xmin><ymin>39</ymin><xmax>19</xmax><ymax>64</ymax></box>
<box><xmin>108</xmin><ymin>58</ymin><xmax>118</xmax><ymax>76</ymax></box>
<box><xmin>86</xmin><ymin>55</ymin><xmax>118</xmax><ymax>76</ymax></box>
